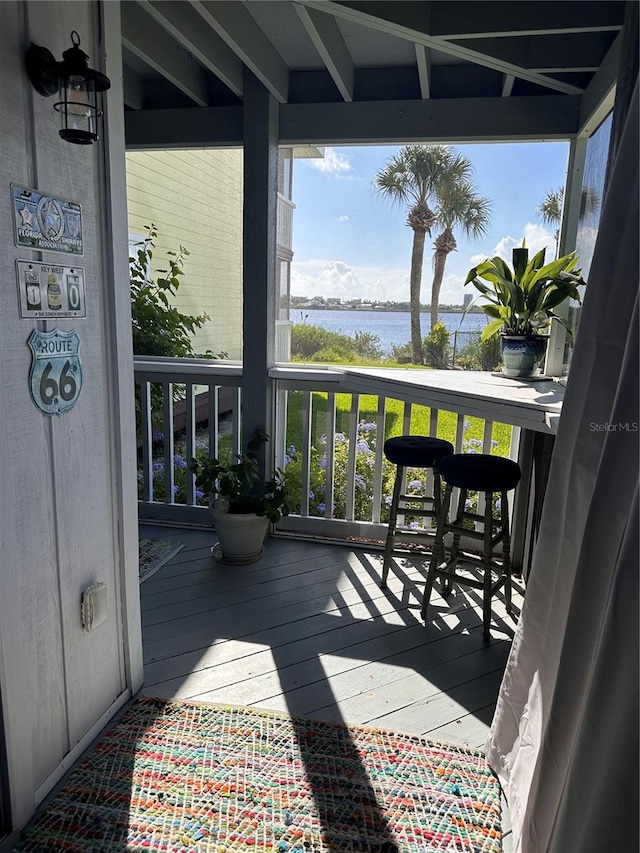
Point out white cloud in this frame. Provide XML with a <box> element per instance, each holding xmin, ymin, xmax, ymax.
<box><xmin>292</xmin><ymin>259</ymin><xmax>476</xmax><ymax>306</ymax></box>
<box><xmin>337</xmin><ymin>215</ymin><xmax>349</xmax><ymax>222</ymax></box>
<box><xmin>469</xmin><ymin>222</ymin><xmax>556</xmax><ymax>267</ymax></box>
<box><xmin>438</xmin><ymin>272</ymin><xmax>468</xmax><ymax>305</ymax></box>
<box><xmin>291</xmin><ymin>259</ymin><xmax>409</xmax><ymax>302</ymax></box>
<box><xmin>308</xmin><ymin>148</ymin><xmax>352</xmax><ymax>177</ymax></box>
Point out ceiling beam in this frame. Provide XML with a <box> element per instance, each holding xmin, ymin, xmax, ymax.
<box><xmin>123</xmin><ymin>64</ymin><xmax>144</xmax><ymax>110</ymax></box>
<box><xmin>121</xmin><ymin>2</ymin><xmax>209</xmax><ymax>106</ymax></box>
<box><xmin>280</xmin><ymin>95</ymin><xmax>580</xmax><ymax>144</ymax></box>
<box><xmin>415</xmin><ymin>44</ymin><xmax>431</xmax><ymax>99</ymax></box>
<box><xmin>297</xmin><ymin>0</ymin><xmax>584</xmax><ymax>95</ymax></box>
<box><xmin>139</xmin><ymin>0</ymin><xmax>243</xmax><ymax>97</ymax></box>
<box><xmin>428</xmin><ymin>1</ymin><xmax>625</xmax><ymax>39</ymax></box>
<box><xmin>578</xmin><ymin>32</ymin><xmax>621</xmax><ymax>138</ymax></box>
<box><xmin>502</xmin><ymin>74</ymin><xmax>515</xmax><ymax>98</ymax></box>
<box><xmin>125</xmin><ymin>105</ymin><xmax>243</xmax><ymax>149</ymax></box>
<box><xmin>189</xmin><ymin>0</ymin><xmax>289</xmax><ymax>103</ymax></box>
<box><xmin>293</xmin><ymin>4</ymin><xmax>354</xmax><ymax>101</ymax></box>
<box><xmin>125</xmin><ymin>95</ymin><xmax>580</xmax><ymax>149</ymax></box>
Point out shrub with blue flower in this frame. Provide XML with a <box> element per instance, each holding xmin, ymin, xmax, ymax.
<box><xmin>457</xmin><ymin>424</ymin><xmax>505</xmax><ymax>524</ymax></box>
<box><xmin>138</xmin><ymin>434</ymin><xmax>236</xmax><ymax>505</ymax></box>
<box><xmin>284</xmin><ymin>421</ymin><xmax>433</xmax><ymax>524</ymax></box>
<box><xmin>141</xmin><ymin>454</ymin><xmax>204</xmax><ymax>504</ymax></box>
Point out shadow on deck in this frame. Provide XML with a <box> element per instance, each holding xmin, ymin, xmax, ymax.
<box><xmin>139</xmin><ymin>523</ymin><xmax>522</xmax><ymax>747</ymax></box>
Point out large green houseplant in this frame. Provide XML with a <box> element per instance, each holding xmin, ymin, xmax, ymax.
<box><xmin>464</xmin><ymin>242</ymin><xmax>584</xmax><ymax>376</ymax></box>
<box><xmin>189</xmin><ymin>430</ymin><xmax>292</xmax><ymax>564</ymax></box>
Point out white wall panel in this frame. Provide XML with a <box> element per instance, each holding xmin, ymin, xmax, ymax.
<box><xmin>0</xmin><ymin>0</ymin><xmax>133</xmax><ymax>828</ymax></box>
<box><xmin>0</xmin><ymin>0</ymin><xmax>69</xmax><ymax>806</ymax></box>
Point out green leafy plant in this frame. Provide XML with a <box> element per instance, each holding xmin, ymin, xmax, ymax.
<box><xmin>130</xmin><ymin>224</ymin><xmax>222</xmax><ymax>358</ymax></box>
<box><xmin>290</xmin><ymin>323</ymin><xmax>383</xmax><ymax>363</ymax></box>
<box><xmin>131</xmin><ymin>224</ymin><xmax>227</xmax><ymax>434</ymax></box>
<box><xmin>464</xmin><ymin>242</ymin><xmax>585</xmax><ymax>341</ymax></box>
<box><xmin>455</xmin><ymin>331</ymin><xmax>502</xmax><ymax>371</ymax></box>
<box><xmin>188</xmin><ymin>429</ymin><xmax>292</xmax><ymax>523</ymax></box>
<box><xmin>422</xmin><ymin>321</ymin><xmax>452</xmax><ymax>368</ymax></box>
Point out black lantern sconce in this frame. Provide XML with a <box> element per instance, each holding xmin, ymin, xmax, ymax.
<box><xmin>25</xmin><ymin>31</ymin><xmax>111</xmax><ymax>145</ymax></box>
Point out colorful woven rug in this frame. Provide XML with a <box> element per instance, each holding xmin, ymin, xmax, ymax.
<box><xmin>138</xmin><ymin>538</ymin><xmax>184</xmax><ymax>583</ymax></box>
<box><xmin>15</xmin><ymin>697</ymin><xmax>502</xmax><ymax>852</ymax></box>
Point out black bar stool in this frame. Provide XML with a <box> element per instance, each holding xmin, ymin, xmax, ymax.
<box><xmin>381</xmin><ymin>436</ymin><xmax>454</xmax><ymax>588</ymax></box>
<box><xmin>422</xmin><ymin>453</ymin><xmax>521</xmax><ymax>639</ymax></box>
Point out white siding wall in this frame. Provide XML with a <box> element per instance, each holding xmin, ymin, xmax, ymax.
<box><xmin>0</xmin><ymin>0</ymin><xmax>138</xmax><ymax>830</ymax></box>
<box><xmin>126</xmin><ymin>149</ymin><xmax>244</xmax><ymax>359</ymax></box>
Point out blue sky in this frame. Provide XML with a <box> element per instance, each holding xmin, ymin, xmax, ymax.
<box><xmin>291</xmin><ymin>142</ymin><xmax>570</xmax><ymax>305</ymax></box>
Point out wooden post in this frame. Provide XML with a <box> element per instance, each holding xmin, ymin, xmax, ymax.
<box><xmin>544</xmin><ymin>136</ymin><xmax>587</xmax><ymax>377</ymax></box>
<box><xmin>100</xmin><ymin>0</ymin><xmax>144</xmax><ymax>693</ymax></box>
<box><xmin>242</xmin><ymin>69</ymin><xmax>278</xmax><ymax>473</ymax></box>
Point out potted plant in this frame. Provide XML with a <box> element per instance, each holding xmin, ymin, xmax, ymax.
<box><xmin>464</xmin><ymin>242</ymin><xmax>585</xmax><ymax>377</ymax></box>
<box><xmin>189</xmin><ymin>429</ymin><xmax>292</xmax><ymax>565</ymax></box>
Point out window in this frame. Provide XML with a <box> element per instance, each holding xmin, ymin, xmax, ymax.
<box><xmin>563</xmin><ymin>113</ymin><xmax>613</xmax><ymax>372</ymax></box>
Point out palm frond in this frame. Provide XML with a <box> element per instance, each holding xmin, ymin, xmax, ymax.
<box><xmin>537</xmin><ymin>187</ymin><xmax>564</xmax><ymax>226</ymax></box>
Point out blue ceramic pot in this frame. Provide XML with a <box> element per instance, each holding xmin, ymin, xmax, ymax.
<box><xmin>500</xmin><ymin>334</ymin><xmax>548</xmax><ymax>377</ymax></box>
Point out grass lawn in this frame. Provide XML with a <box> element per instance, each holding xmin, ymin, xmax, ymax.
<box><xmin>285</xmin><ymin>391</ymin><xmax>512</xmax><ymax>457</ymax></box>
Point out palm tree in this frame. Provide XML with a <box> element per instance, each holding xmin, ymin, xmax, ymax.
<box><xmin>537</xmin><ymin>187</ymin><xmax>564</xmax><ymax>257</ymax></box>
<box><xmin>374</xmin><ymin>146</ymin><xmax>490</xmax><ymax>362</ymax></box>
<box><xmin>431</xmin><ymin>181</ymin><xmax>491</xmax><ymax>332</ymax></box>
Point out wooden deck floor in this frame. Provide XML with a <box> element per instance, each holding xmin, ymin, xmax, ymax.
<box><xmin>140</xmin><ymin>523</ymin><xmax>523</xmax><ymax>850</ymax></box>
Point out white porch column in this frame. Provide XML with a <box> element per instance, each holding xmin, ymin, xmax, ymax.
<box><xmin>544</xmin><ymin>136</ymin><xmax>587</xmax><ymax>376</ymax></box>
<box><xmin>242</xmin><ymin>69</ymin><xmax>278</xmax><ymax>469</ymax></box>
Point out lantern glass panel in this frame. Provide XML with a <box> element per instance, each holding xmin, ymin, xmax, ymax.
<box><xmin>58</xmin><ymin>72</ymin><xmax>98</xmax><ymax>143</ymax></box>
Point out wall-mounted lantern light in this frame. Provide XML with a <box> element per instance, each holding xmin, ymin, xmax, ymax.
<box><xmin>25</xmin><ymin>31</ymin><xmax>111</xmax><ymax>145</ymax></box>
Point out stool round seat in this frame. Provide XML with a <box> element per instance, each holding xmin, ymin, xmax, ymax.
<box><xmin>437</xmin><ymin>453</ymin><xmax>521</xmax><ymax>492</ymax></box>
<box><xmin>384</xmin><ymin>436</ymin><xmax>454</xmax><ymax>468</ymax></box>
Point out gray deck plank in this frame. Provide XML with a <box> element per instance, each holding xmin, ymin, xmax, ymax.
<box><xmin>143</xmin><ymin>596</ymin><xmax>507</xmax><ymax>692</ymax></box>
<box><xmin>139</xmin><ymin>525</ymin><xmax>520</xmax><ymax>847</ymax></box>
<box><xmin>427</xmin><ymin>703</ymin><xmax>496</xmax><ymax>748</ymax></box>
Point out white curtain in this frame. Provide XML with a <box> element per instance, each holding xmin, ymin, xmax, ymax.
<box><xmin>486</xmin><ymin>81</ymin><xmax>639</xmax><ymax>852</ymax></box>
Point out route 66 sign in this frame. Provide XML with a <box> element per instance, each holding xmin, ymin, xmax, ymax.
<box><xmin>28</xmin><ymin>329</ymin><xmax>83</xmax><ymax>415</ymax></box>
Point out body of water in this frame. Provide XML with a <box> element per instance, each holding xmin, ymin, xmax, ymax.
<box><xmin>294</xmin><ymin>309</ymin><xmax>488</xmax><ymax>355</ymax></box>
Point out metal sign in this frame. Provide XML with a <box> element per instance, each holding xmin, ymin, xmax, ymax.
<box><xmin>28</xmin><ymin>329</ymin><xmax>83</xmax><ymax>416</ymax></box>
<box><xmin>16</xmin><ymin>260</ymin><xmax>86</xmax><ymax>319</ymax></box>
<box><xmin>12</xmin><ymin>184</ymin><xmax>83</xmax><ymax>256</ymax></box>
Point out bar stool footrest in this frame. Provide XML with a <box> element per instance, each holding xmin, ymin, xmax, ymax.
<box><xmin>431</xmin><ymin>565</ymin><xmax>510</xmax><ymax>593</ymax></box>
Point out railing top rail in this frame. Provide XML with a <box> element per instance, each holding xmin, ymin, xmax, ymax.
<box><xmin>134</xmin><ymin>357</ymin><xmax>243</xmax><ymax>381</ymax></box>
<box><xmin>270</xmin><ymin>365</ymin><xmax>562</xmax><ymax>433</ymax></box>
<box><xmin>270</xmin><ymin>365</ymin><xmax>343</xmax><ymax>383</ymax></box>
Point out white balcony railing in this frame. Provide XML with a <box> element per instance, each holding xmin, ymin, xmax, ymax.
<box><xmin>270</xmin><ymin>366</ymin><xmax>517</xmax><ymax>542</ymax></box>
<box><xmin>276</xmin><ymin>194</ymin><xmax>295</xmax><ymax>252</ymax></box>
<box><xmin>134</xmin><ymin>358</ymin><xmax>518</xmax><ymax>540</ymax></box>
<box><xmin>135</xmin><ymin>357</ymin><xmax>242</xmax><ymax>524</ymax></box>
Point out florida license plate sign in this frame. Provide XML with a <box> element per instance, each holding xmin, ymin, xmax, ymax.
<box><xmin>28</xmin><ymin>329</ymin><xmax>83</xmax><ymax>415</ymax></box>
<box><xmin>12</xmin><ymin>184</ymin><xmax>83</xmax><ymax>255</ymax></box>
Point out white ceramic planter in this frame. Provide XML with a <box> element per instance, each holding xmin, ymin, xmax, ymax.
<box><xmin>210</xmin><ymin>508</ymin><xmax>270</xmax><ymax>564</ymax></box>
